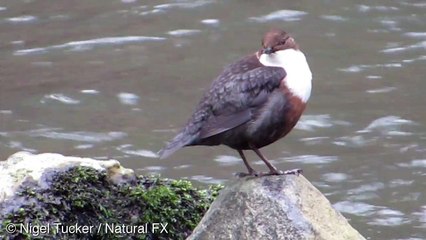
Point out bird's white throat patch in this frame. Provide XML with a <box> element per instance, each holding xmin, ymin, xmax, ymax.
<box><xmin>259</xmin><ymin>49</ymin><xmax>312</xmax><ymax>103</ymax></box>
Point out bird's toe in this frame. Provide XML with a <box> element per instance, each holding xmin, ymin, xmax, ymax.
<box><xmin>234</xmin><ymin>171</ymin><xmax>260</xmax><ymax>178</ymax></box>
<box><xmin>257</xmin><ymin>168</ymin><xmax>303</xmax><ymax>177</ymax></box>
<box><xmin>282</xmin><ymin>168</ymin><xmax>303</xmax><ymax>176</ymax></box>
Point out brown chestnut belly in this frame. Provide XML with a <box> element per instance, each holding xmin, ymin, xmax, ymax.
<box><xmin>198</xmin><ymin>90</ymin><xmax>306</xmax><ymax>150</ymax></box>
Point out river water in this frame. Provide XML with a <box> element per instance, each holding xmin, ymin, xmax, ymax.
<box><xmin>0</xmin><ymin>1</ymin><xmax>425</xmax><ymax>239</ymax></box>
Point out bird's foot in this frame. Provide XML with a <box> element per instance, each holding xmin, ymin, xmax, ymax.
<box><xmin>282</xmin><ymin>168</ymin><xmax>303</xmax><ymax>176</ymax></box>
<box><xmin>258</xmin><ymin>168</ymin><xmax>303</xmax><ymax>177</ymax></box>
<box><xmin>234</xmin><ymin>170</ymin><xmax>260</xmax><ymax>178</ymax></box>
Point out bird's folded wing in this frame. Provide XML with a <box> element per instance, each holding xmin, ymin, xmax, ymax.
<box><xmin>199</xmin><ymin>66</ymin><xmax>286</xmax><ymax>139</ymax></box>
<box><xmin>199</xmin><ymin>109</ymin><xmax>251</xmax><ymax>138</ymax></box>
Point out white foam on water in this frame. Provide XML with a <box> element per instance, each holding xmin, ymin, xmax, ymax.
<box><xmin>249</xmin><ymin>10</ymin><xmax>307</xmax><ymax>22</ymax></box>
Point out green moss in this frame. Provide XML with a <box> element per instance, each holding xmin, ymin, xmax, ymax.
<box><xmin>0</xmin><ymin>166</ymin><xmax>223</xmax><ymax>240</ymax></box>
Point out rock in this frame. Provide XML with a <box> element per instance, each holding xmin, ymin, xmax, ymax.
<box><xmin>188</xmin><ymin>175</ymin><xmax>365</xmax><ymax>240</ymax></box>
<box><xmin>0</xmin><ymin>152</ymin><xmax>221</xmax><ymax>240</ymax></box>
<box><xmin>0</xmin><ymin>151</ymin><xmax>135</xmax><ymax>203</ymax></box>
<box><xmin>0</xmin><ymin>152</ymin><xmax>364</xmax><ymax>239</ymax></box>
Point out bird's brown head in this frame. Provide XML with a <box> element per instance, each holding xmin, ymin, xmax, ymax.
<box><xmin>261</xmin><ymin>29</ymin><xmax>298</xmax><ymax>54</ymax></box>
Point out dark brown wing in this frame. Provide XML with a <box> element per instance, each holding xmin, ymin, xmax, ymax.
<box><xmin>158</xmin><ymin>54</ymin><xmax>286</xmax><ymax>158</ymax></box>
<box><xmin>198</xmin><ymin>55</ymin><xmax>286</xmax><ymax>138</ymax></box>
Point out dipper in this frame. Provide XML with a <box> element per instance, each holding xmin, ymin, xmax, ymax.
<box><xmin>159</xmin><ymin>29</ymin><xmax>312</xmax><ymax>176</ymax></box>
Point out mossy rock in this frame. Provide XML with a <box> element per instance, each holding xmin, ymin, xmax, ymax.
<box><xmin>0</xmin><ymin>166</ymin><xmax>222</xmax><ymax>240</ymax></box>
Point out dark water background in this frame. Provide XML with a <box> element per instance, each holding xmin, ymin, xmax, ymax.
<box><xmin>1</xmin><ymin>1</ymin><xmax>425</xmax><ymax>239</ymax></box>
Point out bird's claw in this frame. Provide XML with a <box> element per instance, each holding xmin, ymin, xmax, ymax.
<box><xmin>282</xmin><ymin>168</ymin><xmax>303</xmax><ymax>176</ymax></box>
<box><xmin>235</xmin><ymin>171</ymin><xmax>260</xmax><ymax>178</ymax></box>
<box><xmin>235</xmin><ymin>169</ymin><xmax>302</xmax><ymax>178</ymax></box>
<box><xmin>257</xmin><ymin>168</ymin><xmax>303</xmax><ymax>177</ymax></box>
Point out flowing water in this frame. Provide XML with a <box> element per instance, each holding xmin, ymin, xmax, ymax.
<box><xmin>0</xmin><ymin>0</ymin><xmax>425</xmax><ymax>239</ymax></box>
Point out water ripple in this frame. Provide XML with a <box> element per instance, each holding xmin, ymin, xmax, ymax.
<box><xmin>190</xmin><ymin>175</ymin><xmax>225</xmax><ymax>184</ymax></box>
<box><xmin>333</xmin><ymin>135</ymin><xmax>373</xmax><ymax>147</ymax></box>
<box><xmin>41</xmin><ymin>94</ymin><xmax>80</xmax><ymax>105</ymax></box>
<box><xmin>366</xmin><ymin>75</ymin><xmax>382</xmax><ymax>79</ymax></box>
<box><xmin>402</xmin><ymin>55</ymin><xmax>426</xmax><ymax>63</ymax></box>
<box><xmin>27</xmin><ymin>128</ymin><xmax>127</xmax><ymax>143</ymax></box>
<box><xmin>398</xmin><ymin>159</ymin><xmax>426</xmax><ymax>168</ymax></box>
<box><xmin>322</xmin><ymin>172</ymin><xmax>349</xmax><ymax>182</ymax></box>
<box><xmin>413</xmin><ymin>206</ymin><xmax>426</xmax><ymax>225</ymax></box>
<box><xmin>296</xmin><ymin>114</ymin><xmax>351</xmax><ymax>131</ymax></box>
<box><xmin>369</xmin><ymin>216</ymin><xmax>410</xmax><ymax>226</ymax></box>
<box><xmin>249</xmin><ymin>10</ymin><xmax>307</xmax><ymax>22</ymax></box>
<box><xmin>282</xmin><ymin>155</ymin><xmax>338</xmax><ymax>164</ymax></box>
<box><xmin>378</xmin><ymin>19</ymin><xmax>401</xmax><ymax>31</ymax></box>
<box><xmin>366</xmin><ymin>87</ymin><xmax>396</xmax><ymax>94</ymax></box>
<box><xmin>320</xmin><ymin>15</ymin><xmax>347</xmax><ymax>22</ymax></box>
<box><xmin>399</xmin><ymin>2</ymin><xmax>426</xmax><ymax>8</ymax></box>
<box><xmin>167</xmin><ymin>29</ymin><xmax>201</xmax><ymax>36</ymax></box>
<box><xmin>381</xmin><ymin>41</ymin><xmax>426</xmax><ymax>53</ymax></box>
<box><xmin>117</xmin><ymin>92</ymin><xmax>140</xmax><ymax>105</ymax></box>
<box><xmin>14</xmin><ymin>36</ymin><xmax>166</xmax><ymax>56</ymax></box>
<box><xmin>117</xmin><ymin>144</ymin><xmax>159</xmax><ymax>158</ymax></box>
<box><xmin>6</xmin><ymin>141</ymin><xmax>37</xmax><ymax>153</ymax></box>
<box><xmin>0</xmin><ymin>110</ymin><xmax>12</xmax><ymax>114</ymax></box>
<box><xmin>201</xmin><ymin>19</ymin><xmax>220</xmax><ymax>27</ymax></box>
<box><xmin>214</xmin><ymin>155</ymin><xmax>241</xmax><ymax>166</ymax></box>
<box><xmin>140</xmin><ymin>166</ymin><xmax>166</xmax><ymax>172</ymax></box>
<box><xmin>348</xmin><ymin>182</ymin><xmax>385</xmax><ymax>195</ymax></box>
<box><xmin>339</xmin><ymin>63</ymin><xmax>403</xmax><ymax>73</ymax></box>
<box><xmin>154</xmin><ymin>0</ymin><xmax>213</xmax><ymax>10</ymax></box>
<box><xmin>299</xmin><ymin>136</ymin><xmax>330</xmax><ymax>145</ymax></box>
<box><xmin>358</xmin><ymin>5</ymin><xmax>399</xmax><ymax>13</ymax></box>
<box><xmin>6</xmin><ymin>15</ymin><xmax>37</xmax><ymax>23</ymax></box>
<box><xmin>368</xmin><ymin>208</ymin><xmax>411</xmax><ymax>227</ymax></box>
<box><xmin>334</xmin><ymin>201</ymin><xmax>378</xmax><ymax>216</ymax></box>
<box><xmin>173</xmin><ymin>165</ymin><xmax>191</xmax><ymax>170</ymax></box>
<box><xmin>359</xmin><ymin>116</ymin><xmax>416</xmax><ymax>134</ymax></box>
<box><xmin>81</xmin><ymin>89</ymin><xmax>100</xmax><ymax>94</ymax></box>
<box><xmin>404</xmin><ymin>32</ymin><xmax>426</xmax><ymax>38</ymax></box>
<box><xmin>74</xmin><ymin>144</ymin><xmax>94</xmax><ymax>149</ymax></box>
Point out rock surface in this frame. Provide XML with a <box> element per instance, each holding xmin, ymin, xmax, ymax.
<box><xmin>0</xmin><ymin>151</ymin><xmax>135</xmax><ymax>203</ymax></box>
<box><xmin>188</xmin><ymin>175</ymin><xmax>365</xmax><ymax>240</ymax></box>
<box><xmin>0</xmin><ymin>152</ymin><xmax>220</xmax><ymax>239</ymax></box>
<box><xmin>1</xmin><ymin>152</ymin><xmax>364</xmax><ymax>239</ymax></box>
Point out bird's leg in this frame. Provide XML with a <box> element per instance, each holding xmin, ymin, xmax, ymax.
<box><xmin>235</xmin><ymin>150</ymin><xmax>259</xmax><ymax>177</ymax></box>
<box><xmin>251</xmin><ymin>147</ymin><xmax>281</xmax><ymax>175</ymax></box>
<box><xmin>250</xmin><ymin>146</ymin><xmax>302</xmax><ymax>176</ymax></box>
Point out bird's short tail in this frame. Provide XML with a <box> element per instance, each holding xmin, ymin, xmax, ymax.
<box><xmin>158</xmin><ymin>132</ymin><xmax>195</xmax><ymax>159</ymax></box>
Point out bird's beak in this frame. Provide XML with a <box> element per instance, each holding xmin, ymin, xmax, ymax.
<box><xmin>262</xmin><ymin>47</ymin><xmax>273</xmax><ymax>54</ymax></box>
